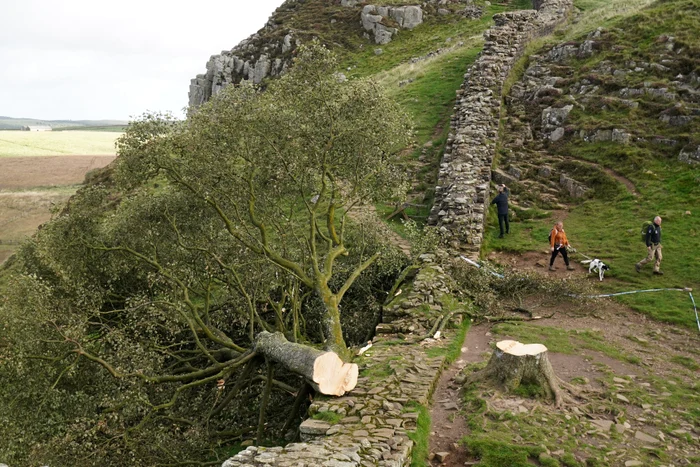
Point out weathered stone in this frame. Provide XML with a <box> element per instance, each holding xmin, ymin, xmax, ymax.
<box><xmin>542</xmin><ymin>105</ymin><xmax>573</xmax><ymax>130</ymax></box>
<box><xmin>678</xmin><ymin>145</ymin><xmax>700</xmax><ymax>164</ymax></box>
<box><xmin>634</xmin><ymin>431</ymin><xmax>660</xmax><ymax>443</ymax></box>
<box><xmin>559</xmin><ymin>174</ymin><xmax>588</xmax><ymax>198</ymax></box>
<box><xmin>591</xmin><ymin>419</ymin><xmax>614</xmax><ymax>432</ymax></box>
<box><xmin>361</xmin><ymin>5</ymin><xmax>423</xmax><ymax>44</ymax></box>
<box><xmin>300</xmin><ymin>419</ymin><xmax>332</xmax><ymax>436</ymax></box>
<box><xmin>435</xmin><ymin>451</ymin><xmax>451</xmax><ymax>462</ymax></box>
<box><xmin>550</xmin><ymin>127</ymin><xmax>565</xmax><ymax>141</ymax></box>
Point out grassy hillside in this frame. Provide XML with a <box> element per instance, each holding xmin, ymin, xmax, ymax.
<box><xmin>487</xmin><ymin>0</ymin><xmax>700</xmax><ymax>328</ymax></box>
<box><xmin>0</xmin><ymin>0</ymin><xmax>698</xmax><ymax>465</ymax></box>
<box><xmin>0</xmin><ymin>130</ymin><xmax>120</xmax><ymax>157</ymax></box>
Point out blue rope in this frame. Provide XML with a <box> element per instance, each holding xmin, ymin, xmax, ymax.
<box><xmin>690</xmin><ymin>292</ymin><xmax>700</xmax><ymax>332</ymax></box>
<box><xmin>459</xmin><ymin>255</ymin><xmax>505</xmax><ymax>278</ymax></box>
<box><xmin>574</xmin><ymin>287</ymin><xmax>698</xmax><ymax>333</ymax></box>
<box><xmin>580</xmin><ymin>287</ymin><xmax>692</xmax><ymax>299</ymax></box>
<box><xmin>459</xmin><ymin>255</ymin><xmax>699</xmax><ymax>332</ymax></box>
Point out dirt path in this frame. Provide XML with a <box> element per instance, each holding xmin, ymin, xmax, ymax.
<box><xmin>428</xmin><ymin>324</ymin><xmax>491</xmax><ymax>466</ymax></box>
<box><xmin>427</xmin><ymin>268</ymin><xmax>700</xmax><ymax>466</ymax></box>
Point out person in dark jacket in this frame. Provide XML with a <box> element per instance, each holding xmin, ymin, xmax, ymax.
<box><xmin>636</xmin><ymin>216</ymin><xmax>663</xmax><ymax>275</ymax></box>
<box><xmin>491</xmin><ymin>184</ymin><xmax>510</xmax><ymax>238</ymax></box>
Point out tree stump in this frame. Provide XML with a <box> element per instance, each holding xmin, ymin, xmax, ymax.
<box><xmin>467</xmin><ymin>340</ymin><xmax>564</xmax><ymax>407</ymax></box>
<box><xmin>254</xmin><ymin>331</ymin><xmax>358</xmax><ymax>396</ymax></box>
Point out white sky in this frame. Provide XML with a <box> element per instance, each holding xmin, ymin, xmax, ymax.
<box><xmin>0</xmin><ymin>0</ymin><xmax>283</xmax><ymax>121</ymax></box>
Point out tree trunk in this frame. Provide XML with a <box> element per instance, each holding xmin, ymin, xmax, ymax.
<box><xmin>254</xmin><ymin>331</ymin><xmax>358</xmax><ymax>396</ymax></box>
<box><xmin>317</xmin><ymin>286</ymin><xmax>347</xmax><ymax>356</ymax></box>
<box><xmin>467</xmin><ymin>340</ymin><xmax>564</xmax><ymax>407</ymax></box>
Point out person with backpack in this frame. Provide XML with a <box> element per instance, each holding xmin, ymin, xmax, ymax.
<box><xmin>491</xmin><ymin>184</ymin><xmax>510</xmax><ymax>238</ymax></box>
<box><xmin>636</xmin><ymin>216</ymin><xmax>663</xmax><ymax>275</ymax></box>
<box><xmin>549</xmin><ymin>221</ymin><xmax>575</xmax><ymax>271</ymax></box>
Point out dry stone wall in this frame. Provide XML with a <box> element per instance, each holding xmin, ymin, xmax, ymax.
<box><xmin>428</xmin><ymin>0</ymin><xmax>573</xmax><ymax>259</ymax></box>
<box><xmin>221</xmin><ymin>258</ymin><xmax>458</xmax><ymax>467</ymax></box>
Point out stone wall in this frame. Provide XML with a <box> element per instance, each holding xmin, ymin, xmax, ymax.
<box><xmin>221</xmin><ymin>258</ymin><xmax>459</xmax><ymax>467</ymax></box>
<box><xmin>427</xmin><ymin>0</ymin><xmax>573</xmax><ymax>259</ymax></box>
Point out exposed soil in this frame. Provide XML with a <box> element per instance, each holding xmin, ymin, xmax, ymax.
<box><xmin>427</xmin><ymin>265</ymin><xmax>700</xmax><ymax>467</ymax></box>
<box><xmin>0</xmin><ymin>155</ymin><xmax>115</xmax><ymax>190</ymax></box>
<box><xmin>0</xmin><ymin>155</ymin><xmax>115</xmax><ymax>264</ymax></box>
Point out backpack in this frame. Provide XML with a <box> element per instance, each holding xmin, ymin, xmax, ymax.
<box><xmin>640</xmin><ymin>220</ymin><xmax>653</xmax><ymax>242</ymax></box>
<box><xmin>548</xmin><ymin>228</ymin><xmax>554</xmax><ymax>244</ymax></box>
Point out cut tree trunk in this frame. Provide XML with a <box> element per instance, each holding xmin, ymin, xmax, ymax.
<box><xmin>467</xmin><ymin>340</ymin><xmax>564</xmax><ymax>406</ymax></box>
<box><xmin>254</xmin><ymin>331</ymin><xmax>358</xmax><ymax>396</ymax></box>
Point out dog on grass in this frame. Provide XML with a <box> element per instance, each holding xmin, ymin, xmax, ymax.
<box><xmin>581</xmin><ymin>259</ymin><xmax>610</xmax><ymax>281</ymax></box>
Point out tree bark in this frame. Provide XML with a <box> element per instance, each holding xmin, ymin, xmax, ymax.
<box><xmin>318</xmin><ymin>288</ymin><xmax>347</xmax><ymax>356</ymax></box>
<box><xmin>254</xmin><ymin>331</ymin><xmax>358</xmax><ymax>396</ymax></box>
<box><xmin>466</xmin><ymin>340</ymin><xmax>564</xmax><ymax>407</ymax></box>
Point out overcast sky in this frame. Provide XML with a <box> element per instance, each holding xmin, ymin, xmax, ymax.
<box><xmin>0</xmin><ymin>0</ymin><xmax>282</xmax><ymax>121</ymax></box>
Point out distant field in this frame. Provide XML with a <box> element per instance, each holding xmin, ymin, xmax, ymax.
<box><xmin>0</xmin><ymin>155</ymin><xmax>116</xmax><ymax>189</ymax></box>
<box><xmin>0</xmin><ymin>130</ymin><xmax>121</xmax><ymax>157</ymax></box>
<box><xmin>0</xmin><ymin>153</ymin><xmax>115</xmax><ymax>264</ymax></box>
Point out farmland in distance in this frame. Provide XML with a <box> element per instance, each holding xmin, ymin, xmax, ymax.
<box><xmin>0</xmin><ymin>131</ymin><xmax>120</xmax><ymax>264</ymax></box>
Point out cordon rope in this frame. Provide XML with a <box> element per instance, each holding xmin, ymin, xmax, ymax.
<box><xmin>459</xmin><ymin>255</ymin><xmax>700</xmax><ymax>332</ymax></box>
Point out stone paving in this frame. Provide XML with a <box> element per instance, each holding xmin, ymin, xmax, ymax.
<box><xmin>221</xmin><ymin>0</ymin><xmax>574</xmax><ymax>464</ymax></box>
<box><xmin>221</xmin><ymin>259</ymin><xmax>453</xmax><ymax>467</ymax></box>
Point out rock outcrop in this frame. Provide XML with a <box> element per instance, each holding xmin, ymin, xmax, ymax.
<box><xmin>188</xmin><ymin>30</ymin><xmax>296</xmax><ymax>108</ymax></box>
<box><xmin>361</xmin><ymin>5</ymin><xmax>424</xmax><ymax>45</ymax></box>
<box><xmin>428</xmin><ymin>0</ymin><xmax>573</xmax><ymax>259</ymax></box>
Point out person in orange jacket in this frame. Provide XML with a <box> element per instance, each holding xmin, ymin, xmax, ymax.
<box><xmin>549</xmin><ymin>221</ymin><xmax>575</xmax><ymax>271</ymax></box>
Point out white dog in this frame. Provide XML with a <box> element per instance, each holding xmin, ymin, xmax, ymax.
<box><xmin>581</xmin><ymin>259</ymin><xmax>610</xmax><ymax>281</ymax></box>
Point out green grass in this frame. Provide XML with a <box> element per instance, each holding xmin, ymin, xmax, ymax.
<box><xmin>670</xmin><ymin>355</ymin><xmax>699</xmax><ymax>371</ymax></box>
<box><xmin>312</xmin><ymin>411</ymin><xmax>343</xmax><ymax>424</ymax></box>
<box><xmin>459</xmin><ymin>361</ymin><xmax>700</xmax><ymax>466</ymax></box>
<box><xmin>54</xmin><ymin>125</ymin><xmax>126</xmax><ymax>132</ymax></box>
<box><xmin>343</xmin><ymin>1</ymin><xmax>533</xmax><ymax>79</ymax></box>
<box><xmin>0</xmin><ymin>131</ymin><xmax>121</xmax><ymax>157</ymax></box>
<box><xmin>492</xmin><ymin>322</ymin><xmax>640</xmax><ymax>364</ymax></box>
<box><xmin>463</xmin><ymin>437</ymin><xmax>546</xmax><ymax>467</ymax></box>
<box><xmin>406</xmin><ymin>402</ymin><xmax>431</xmax><ymax>467</ymax></box>
<box><xmin>359</xmin><ymin>361</ymin><xmax>395</xmax><ymax>379</ymax></box>
<box><xmin>487</xmin><ymin>0</ymin><xmax>700</xmax><ymax>329</ymax></box>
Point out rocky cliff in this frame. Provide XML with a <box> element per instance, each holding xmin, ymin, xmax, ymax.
<box><xmin>188</xmin><ymin>0</ymin><xmax>483</xmax><ymax>108</ymax></box>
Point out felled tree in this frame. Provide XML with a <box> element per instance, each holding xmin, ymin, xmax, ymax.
<box><xmin>116</xmin><ymin>42</ymin><xmax>410</xmax><ymax>355</ymax></box>
<box><xmin>0</xmin><ymin>42</ymin><xmax>409</xmax><ymax>465</ymax></box>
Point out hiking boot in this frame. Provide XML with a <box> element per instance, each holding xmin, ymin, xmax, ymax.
<box><xmin>548</xmin><ymin>265</ymin><xmax>556</xmax><ymax>271</ymax></box>
<box><xmin>566</xmin><ymin>265</ymin><xmax>575</xmax><ymax>271</ymax></box>
<box><xmin>653</xmin><ymin>270</ymin><xmax>664</xmax><ymax>275</ymax></box>
<box><xmin>635</xmin><ymin>263</ymin><xmax>641</xmax><ymax>273</ymax></box>
<box><xmin>498</xmin><ymin>234</ymin><xmax>504</xmax><ymax>239</ymax></box>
